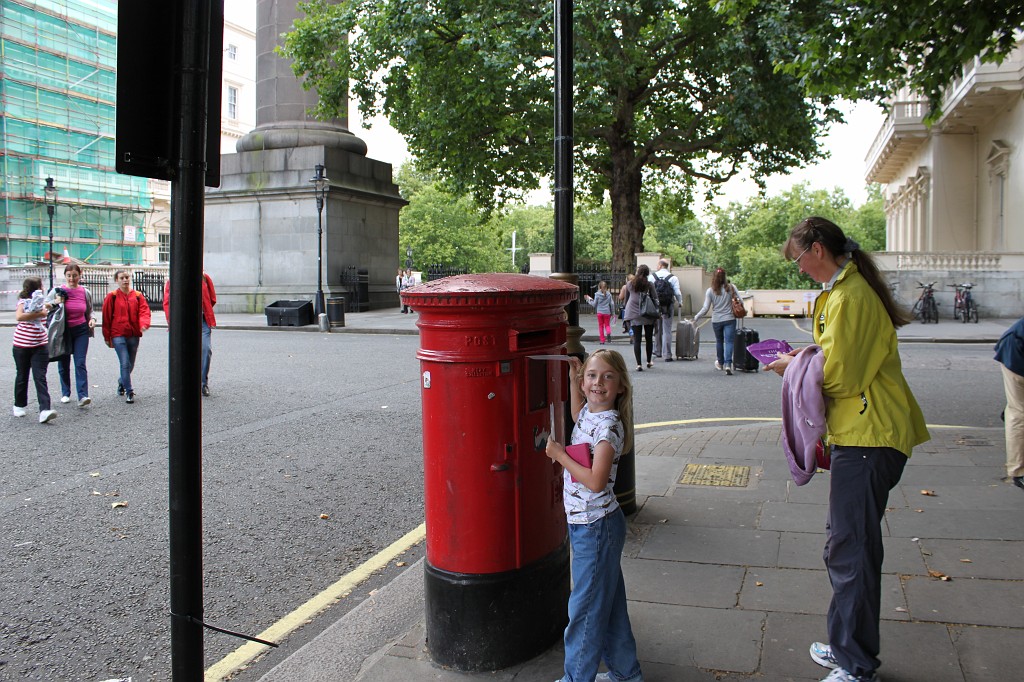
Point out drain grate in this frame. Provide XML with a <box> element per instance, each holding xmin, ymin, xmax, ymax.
<box><xmin>680</xmin><ymin>464</ymin><xmax>750</xmax><ymax>487</ymax></box>
<box><xmin>954</xmin><ymin>435</ymin><xmax>992</xmax><ymax>447</ymax></box>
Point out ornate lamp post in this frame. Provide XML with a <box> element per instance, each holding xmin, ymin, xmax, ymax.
<box><xmin>685</xmin><ymin>240</ymin><xmax>694</xmax><ymax>266</ymax></box>
<box><xmin>405</xmin><ymin>245</ymin><xmax>413</xmax><ymax>269</ymax></box>
<box><xmin>44</xmin><ymin>177</ymin><xmax>58</xmax><ymax>290</ymax></box>
<box><xmin>309</xmin><ymin>164</ymin><xmax>330</xmax><ymax>316</ymax></box>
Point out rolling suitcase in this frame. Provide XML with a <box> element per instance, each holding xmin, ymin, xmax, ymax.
<box><xmin>675</xmin><ymin>313</ymin><xmax>699</xmax><ymax>360</ymax></box>
<box><xmin>732</xmin><ymin>321</ymin><xmax>760</xmax><ymax>372</ymax></box>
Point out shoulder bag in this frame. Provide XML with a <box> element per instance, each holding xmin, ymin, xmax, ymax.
<box><xmin>730</xmin><ymin>285</ymin><xmax>747</xmax><ymax>318</ymax></box>
<box><xmin>639</xmin><ymin>290</ymin><xmax>660</xmax><ymax>318</ymax></box>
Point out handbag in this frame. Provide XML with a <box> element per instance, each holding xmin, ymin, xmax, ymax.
<box><xmin>639</xmin><ymin>291</ymin><xmax>660</xmax><ymax>318</ymax></box>
<box><xmin>731</xmin><ymin>286</ymin><xmax>747</xmax><ymax>318</ymax></box>
<box><xmin>46</xmin><ymin>303</ymin><xmax>70</xmax><ymax>362</ymax></box>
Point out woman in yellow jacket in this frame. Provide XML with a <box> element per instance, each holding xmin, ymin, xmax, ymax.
<box><xmin>767</xmin><ymin>217</ymin><xmax>928</xmax><ymax>682</ymax></box>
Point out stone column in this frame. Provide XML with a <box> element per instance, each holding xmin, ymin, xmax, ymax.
<box><xmin>236</xmin><ymin>0</ymin><xmax>365</xmax><ymax>154</ymax></box>
<box><xmin>205</xmin><ymin>0</ymin><xmax>406</xmax><ymax>315</ymax></box>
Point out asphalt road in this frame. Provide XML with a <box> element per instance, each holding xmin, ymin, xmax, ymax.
<box><xmin>0</xmin><ymin>328</ymin><xmax>1006</xmax><ymax>681</ymax></box>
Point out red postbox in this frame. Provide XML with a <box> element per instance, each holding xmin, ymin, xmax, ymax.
<box><xmin>401</xmin><ymin>273</ymin><xmax>577</xmax><ymax>672</ymax></box>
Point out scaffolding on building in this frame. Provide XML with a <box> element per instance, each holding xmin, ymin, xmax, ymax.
<box><xmin>1</xmin><ymin>0</ymin><xmax>153</xmax><ymax>266</ymax></box>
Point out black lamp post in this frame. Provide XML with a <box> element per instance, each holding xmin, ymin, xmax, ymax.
<box><xmin>405</xmin><ymin>245</ymin><xmax>413</xmax><ymax>269</ymax></box>
<box><xmin>310</xmin><ymin>164</ymin><xmax>330</xmax><ymax>316</ymax></box>
<box><xmin>685</xmin><ymin>240</ymin><xmax>694</xmax><ymax>266</ymax></box>
<box><xmin>44</xmin><ymin>177</ymin><xmax>58</xmax><ymax>290</ymax></box>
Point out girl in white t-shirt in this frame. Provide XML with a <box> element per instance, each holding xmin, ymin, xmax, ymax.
<box><xmin>545</xmin><ymin>349</ymin><xmax>643</xmax><ymax>682</ymax></box>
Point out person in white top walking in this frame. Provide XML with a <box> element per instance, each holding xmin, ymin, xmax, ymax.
<box><xmin>651</xmin><ymin>259</ymin><xmax>681</xmax><ymax>361</ymax></box>
<box><xmin>692</xmin><ymin>267</ymin><xmax>739</xmax><ymax>374</ymax></box>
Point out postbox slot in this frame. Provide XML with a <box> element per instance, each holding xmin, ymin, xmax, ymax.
<box><xmin>509</xmin><ymin>328</ymin><xmax>557</xmax><ymax>352</ymax></box>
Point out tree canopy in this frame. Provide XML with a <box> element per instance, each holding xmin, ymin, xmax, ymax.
<box><xmin>282</xmin><ymin>0</ymin><xmax>838</xmax><ymax>271</ymax></box>
<box><xmin>716</xmin><ymin>0</ymin><xmax>1024</xmax><ymax>119</ymax></box>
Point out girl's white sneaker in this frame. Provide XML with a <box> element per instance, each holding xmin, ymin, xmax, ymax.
<box><xmin>12</xmin><ymin>405</ymin><xmax>26</xmax><ymax>417</ymax></box>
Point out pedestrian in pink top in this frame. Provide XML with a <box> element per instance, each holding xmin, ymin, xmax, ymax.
<box><xmin>55</xmin><ymin>263</ymin><xmax>95</xmax><ymax>407</ymax></box>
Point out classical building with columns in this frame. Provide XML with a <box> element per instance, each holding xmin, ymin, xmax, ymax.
<box><xmin>867</xmin><ymin>46</ymin><xmax>1024</xmax><ymax>316</ymax></box>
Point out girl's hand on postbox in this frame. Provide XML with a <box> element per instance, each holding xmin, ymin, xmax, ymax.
<box><xmin>545</xmin><ymin>435</ymin><xmax>565</xmax><ymax>464</ymax></box>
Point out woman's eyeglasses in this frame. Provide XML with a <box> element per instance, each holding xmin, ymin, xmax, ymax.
<box><xmin>793</xmin><ymin>245</ymin><xmax>811</xmax><ymax>267</ymax></box>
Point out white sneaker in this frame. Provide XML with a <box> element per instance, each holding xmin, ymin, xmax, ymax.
<box><xmin>821</xmin><ymin>667</ymin><xmax>879</xmax><ymax>682</ymax></box>
<box><xmin>725</xmin><ymin>363</ymin><xmax>733</xmax><ymax>375</ymax></box>
<box><xmin>78</xmin><ymin>396</ymin><xmax>91</xmax><ymax>407</ymax></box>
<box><xmin>60</xmin><ymin>395</ymin><xmax>71</xmax><ymax>404</ymax></box>
<box><xmin>810</xmin><ymin>642</ymin><xmax>839</xmax><ymax>669</ymax></box>
<box><xmin>715</xmin><ymin>361</ymin><xmax>723</xmax><ymax>371</ymax></box>
<box><xmin>39</xmin><ymin>409</ymin><xmax>57</xmax><ymax>423</ymax></box>
<box><xmin>12</xmin><ymin>405</ymin><xmax>26</xmax><ymax>417</ymax></box>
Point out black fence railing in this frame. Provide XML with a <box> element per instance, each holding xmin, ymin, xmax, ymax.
<box><xmin>133</xmin><ymin>271</ymin><xmax>166</xmax><ymax>309</ymax></box>
<box><xmin>575</xmin><ymin>266</ymin><xmax>629</xmax><ymax>314</ymax></box>
<box><xmin>424</xmin><ymin>264</ymin><xmax>469</xmax><ymax>281</ymax></box>
<box><xmin>339</xmin><ymin>266</ymin><xmax>369</xmax><ymax>312</ymax></box>
<box><xmin>79</xmin><ymin>275</ymin><xmax>110</xmax><ymax>312</ymax></box>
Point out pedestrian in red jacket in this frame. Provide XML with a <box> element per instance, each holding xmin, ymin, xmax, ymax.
<box><xmin>163</xmin><ymin>272</ymin><xmax>217</xmax><ymax>396</ymax></box>
<box><xmin>102</xmin><ymin>270</ymin><xmax>151</xmax><ymax>404</ymax></box>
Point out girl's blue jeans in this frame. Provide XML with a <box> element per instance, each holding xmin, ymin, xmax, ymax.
<box><xmin>58</xmin><ymin>322</ymin><xmax>90</xmax><ymax>399</ymax></box>
<box><xmin>561</xmin><ymin>509</ymin><xmax>643</xmax><ymax>682</ymax></box>
<box><xmin>713</xmin><ymin>319</ymin><xmax>736</xmax><ymax>366</ymax></box>
<box><xmin>112</xmin><ymin>336</ymin><xmax>140</xmax><ymax>394</ymax></box>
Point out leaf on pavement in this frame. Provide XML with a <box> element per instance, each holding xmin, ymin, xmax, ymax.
<box><xmin>111</xmin><ymin>501</ymin><xmax>128</xmax><ymax>509</ymax></box>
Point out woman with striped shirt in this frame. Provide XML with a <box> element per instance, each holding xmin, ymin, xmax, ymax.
<box><xmin>12</xmin><ymin>276</ymin><xmax>56</xmax><ymax>423</ymax></box>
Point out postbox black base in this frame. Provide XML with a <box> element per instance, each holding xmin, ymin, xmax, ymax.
<box><xmin>424</xmin><ymin>539</ymin><xmax>570</xmax><ymax>672</ymax></box>
<box><xmin>614</xmin><ymin>446</ymin><xmax>638</xmax><ymax>515</ymax></box>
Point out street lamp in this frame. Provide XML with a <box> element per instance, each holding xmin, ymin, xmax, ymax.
<box><xmin>44</xmin><ymin>177</ymin><xmax>58</xmax><ymax>290</ymax></box>
<box><xmin>309</xmin><ymin>164</ymin><xmax>330</xmax><ymax>316</ymax></box>
<box><xmin>405</xmin><ymin>245</ymin><xmax>413</xmax><ymax>269</ymax></box>
<box><xmin>684</xmin><ymin>240</ymin><xmax>694</xmax><ymax>266</ymax></box>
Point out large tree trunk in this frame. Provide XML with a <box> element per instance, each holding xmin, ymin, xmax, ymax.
<box><xmin>608</xmin><ymin>140</ymin><xmax>645</xmax><ymax>274</ymax></box>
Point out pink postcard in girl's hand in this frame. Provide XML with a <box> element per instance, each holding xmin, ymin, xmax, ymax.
<box><xmin>564</xmin><ymin>443</ymin><xmax>592</xmax><ymax>483</ymax></box>
<box><xmin>745</xmin><ymin>339</ymin><xmax>794</xmax><ymax>365</ymax></box>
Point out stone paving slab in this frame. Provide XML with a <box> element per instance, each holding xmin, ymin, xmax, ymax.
<box><xmin>633</xmin><ymin>496</ymin><xmax>762</xmax><ymax>529</ymax></box>
<box><xmin>759</xmin><ymin>500</ymin><xmax>832</xmax><ymax>533</ymax></box>
<box><xmin>897</xmin><ymin>464</ymin><xmax>1007</xmax><ymax>486</ymax></box>
<box><xmin>630</xmin><ymin>602</ymin><xmax>765</xmax><ymax>673</ymax></box>
<box><xmin>636</xmin><ymin>455</ymin><xmax>689</xmax><ymax>497</ymax></box>
<box><xmin>784</xmin><ymin>476</ymin><xmax>830</xmax><ymax>504</ymax></box>
<box><xmin>622</xmin><ymin>557</ymin><xmax>744</xmax><ymax>608</ymax></box>
<box><xmin>918</xmin><ymin>538</ymin><xmax>1024</xmax><ymax>580</ymax></box>
<box><xmin>640</xmin><ymin>524</ymin><xmax>780</xmax><ymax>567</ymax></box>
<box><xmin>886</xmin><ymin>507</ymin><xmax>1024</xmax><ymax>540</ymax></box>
<box><xmin>902</xmin><ymin>575</ymin><xmax>1024</xmax><ymax>627</ymax></box>
<box><xmin>776</xmin><ymin>532</ymin><xmax>929</xmax><ymax>576</ymax></box>
<box><xmin>949</xmin><ymin>624</ymin><xmax>1024</xmax><ymax>682</ymax></box>
<box><xmin>893</xmin><ymin>483</ymin><xmax>1023</xmax><ymax>511</ymax></box>
<box><xmin>761</xmin><ymin>612</ymin><xmax>966</xmax><ymax>682</ymax></box>
<box><xmin>739</xmin><ymin>567</ymin><xmax>909</xmax><ymax>621</ymax></box>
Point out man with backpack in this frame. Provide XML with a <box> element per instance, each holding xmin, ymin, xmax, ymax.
<box><xmin>652</xmin><ymin>259</ymin><xmax>681</xmax><ymax>361</ymax></box>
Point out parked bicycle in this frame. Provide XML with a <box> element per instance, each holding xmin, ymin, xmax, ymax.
<box><xmin>912</xmin><ymin>281</ymin><xmax>939</xmax><ymax>324</ymax></box>
<box><xmin>950</xmin><ymin>282</ymin><xmax>979</xmax><ymax>323</ymax></box>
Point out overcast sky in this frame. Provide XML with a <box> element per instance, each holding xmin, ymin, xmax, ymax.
<box><xmin>349</xmin><ymin>99</ymin><xmax>887</xmax><ymax>214</ymax></box>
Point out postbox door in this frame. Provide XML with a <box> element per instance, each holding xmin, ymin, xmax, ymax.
<box><xmin>422</xmin><ymin>360</ymin><xmax>518</xmax><ymax>574</ymax></box>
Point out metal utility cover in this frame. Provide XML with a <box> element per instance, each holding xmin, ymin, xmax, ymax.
<box><xmin>680</xmin><ymin>464</ymin><xmax>750</xmax><ymax>487</ymax></box>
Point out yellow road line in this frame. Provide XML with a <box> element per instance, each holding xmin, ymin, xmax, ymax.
<box><xmin>204</xmin><ymin>523</ymin><xmax>426</xmax><ymax>681</ymax></box>
<box><xmin>636</xmin><ymin>417</ymin><xmax>781</xmax><ymax>430</ymax></box>
<box><xmin>790</xmin><ymin>318</ymin><xmax>813</xmax><ymax>336</ymax></box>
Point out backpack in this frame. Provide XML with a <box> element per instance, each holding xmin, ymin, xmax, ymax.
<box><xmin>653</xmin><ymin>273</ymin><xmax>674</xmax><ymax>309</ymax></box>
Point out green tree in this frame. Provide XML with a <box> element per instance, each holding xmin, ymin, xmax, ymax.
<box><xmin>282</xmin><ymin>0</ymin><xmax>838</xmax><ymax>272</ymax></box>
<box><xmin>717</xmin><ymin>1</ymin><xmax>1024</xmax><ymax>119</ymax></box>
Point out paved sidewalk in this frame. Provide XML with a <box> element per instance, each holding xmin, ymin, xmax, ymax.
<box><xmin>256</xmin><ymin>423</ymin><xmax>1022</xmax><ymax>682</ymax></box>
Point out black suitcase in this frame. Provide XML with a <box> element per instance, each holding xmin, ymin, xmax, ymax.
<box><xmin>733</xmin><ymin>323</ymin><xmax>760</xmax><ymax>372</ymax></box>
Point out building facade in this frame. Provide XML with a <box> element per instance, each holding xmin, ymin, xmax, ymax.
<box><xmin>866</xmin><ymin>46</ymin><xmax>1024</xmax><ymax>315</ymax></box>
<box><xmin>1</xmin><ymin>0</ymin><xmax>256</xmax><ymax>268</ymax></box>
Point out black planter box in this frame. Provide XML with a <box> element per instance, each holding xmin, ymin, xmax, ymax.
<box><xmin>265</xmin><ymin>300</ymin><xmax>314</xmax><ymax>327</ymax></box>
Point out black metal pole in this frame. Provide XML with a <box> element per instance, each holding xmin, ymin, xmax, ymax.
<box><xmin>553</xmin><ymin>0</ymin><xmax>574</xmax><ymax>293</ymax></box>
<box><xmin>168</xmin><ymin>1</ymin><xmax>213</xmax><ymax>678</ymax></box>
<box><xmin>316</xmin><ymin>199</ymin><xmax>324</xmax><ymax>317</ymax></box>
<box><xmin>47</xmin><ymin>208</ymin><xmax>54</xmax><ymax>290</ymax></box>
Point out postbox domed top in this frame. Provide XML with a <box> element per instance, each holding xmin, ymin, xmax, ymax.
<box><xmin>401</xmin><ymin>273</ymin><xmax>578</xmax><ymax>310</ymax></box>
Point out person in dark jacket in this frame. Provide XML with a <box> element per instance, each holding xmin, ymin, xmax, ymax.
<box><xmin>102</xmin><ymin>270</ymin><xmax>152</xmax><ymax>404</ymax></box>
<box><xmin>994</xmin><ymin>317</ymin><xmax>1024</xmax><ymax>490</ymax></box>
<box><xmin>163</xmin><ymin>272</ymin><xmax>217</xmax><ymax>396</ymax></box>
<box><xmin>617</xmin><ymin>264</ymin><xmax>658</xmax><ymax>371</ymax></box>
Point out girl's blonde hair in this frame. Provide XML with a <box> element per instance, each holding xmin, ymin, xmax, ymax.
<box><xmin>575</xmin><ymin>348</ymin><xmax>634</xmax><ymax>445</ymax></box>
